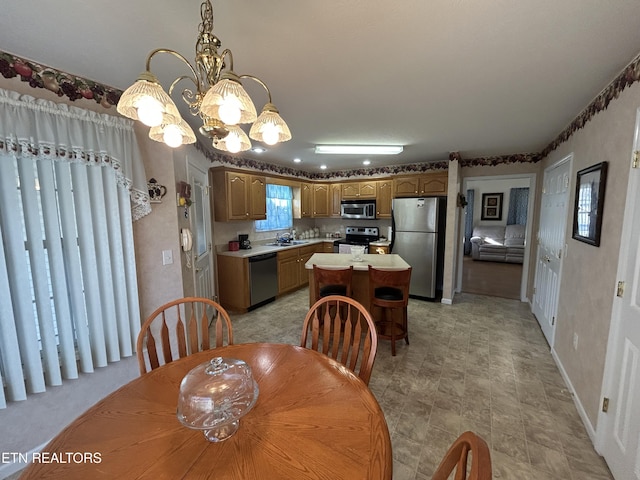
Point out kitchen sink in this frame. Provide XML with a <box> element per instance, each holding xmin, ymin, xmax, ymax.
<box><xmin>264</xmin><ymin>240</ymin><xmax>309</xmax><ymax>247</ymax></box>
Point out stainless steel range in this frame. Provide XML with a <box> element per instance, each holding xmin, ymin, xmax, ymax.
<box><xmin>333</xmin><ymin>226</ymin><xmax>380</xmax><ymax>253</ymax></box>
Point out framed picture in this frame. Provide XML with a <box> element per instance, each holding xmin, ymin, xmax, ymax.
<box><xmin>572</xmin><ymin>161</ymin><xmax>608</xmax><ymax>246</ymax></box>
<box><xmin>481</xmin><ymin>193</ymin><xmax>503</xmax><ymax>220</ymax></box>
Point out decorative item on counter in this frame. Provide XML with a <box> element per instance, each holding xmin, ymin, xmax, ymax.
<box><xmin>177</xmin><ymin>357</ymin><xmax>259</xmax><ymax>442</ymax></box>
<box><xmin>147</xmin><ymin>178</ymin><xmax>167</xmax><ymax>203</ymax></box>
<box><xmin>350</xmin><ymin>245</ymin><xmax>365</xmax><ymax>262</ymax></box>
<box><xmin>314</xmin><ymin>227</ymin><xmax>320</xmax><ymax>238</ymax></box>
<box><xmin>228</xmin><ymin>240</ymin><xmax>239</xmax><ymax>251</ymax></box>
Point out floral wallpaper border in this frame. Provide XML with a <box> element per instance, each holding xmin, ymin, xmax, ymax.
<box><xmin>3</xmin><ymin>48</ymin><xmax>640</xmax><ymax>178</ymax></box>
<box><xmin>0</xmin><ymin>51</ymin><xmax>122</xmax><ymax>109</ymax></box>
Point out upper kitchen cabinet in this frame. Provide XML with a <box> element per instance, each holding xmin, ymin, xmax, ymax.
<box><xmin>393</xmin><ymin>172</ymin><xmax>448</xmax><ymax>197</ymax></box>
<box><xmin>376</xmin><ymin>180</ymin><xmax>393</xmax><ymax>218</ymax></box>
<box><xmin>341</xmin><ymin>181</ymin><xmax>377</xmax><ymax>199</ymax></box>
<box><xmin>312</xmin><ymin>184</ymin><xmax>330</xmax><ymax>217</ymax></box>
<box><xmin>300</xmin><ymin>182</ymin><xmax>312</xmax><ymax>218</ymax></box>
<box><xmin>211</xmin><ymin>169</ymin><xmax>267</xmax><ymax>221</ymax></box>
<box><xmin>330</xmin><ymin>183</ymin><xmax>342</xmax><ymax>217</ymax></box>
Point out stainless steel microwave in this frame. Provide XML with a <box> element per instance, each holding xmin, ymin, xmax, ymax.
<box><xmin>340</xmin><ymin>200</ymin><xmax>376</xmax><ymax>219</ymax></box>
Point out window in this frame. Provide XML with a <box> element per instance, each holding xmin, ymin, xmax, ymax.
<box><xmin>255</xmin><ymin>184</ymin><xmax>293</xmax><ymax>232</ymax></box>
<box><xmin>0</xmin><ymin>87</ymin><xmax>146</xmax><ymax>408</ymax></box>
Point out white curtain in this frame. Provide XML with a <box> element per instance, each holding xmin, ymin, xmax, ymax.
<box><xmin>0</xmin><ymin>88</ymin><xmax>149</xmax><ymax>408</ymax></box>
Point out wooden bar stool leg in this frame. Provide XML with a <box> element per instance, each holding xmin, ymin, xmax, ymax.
<box><xmin>404</xmin><ymin>307</ymin><xmax>409</xmax><ymax>345</ymax></box>
<box><xmin>388</xmin><ymin>308</ymin><xmax>396</xmax><ymax>356</ymax></box>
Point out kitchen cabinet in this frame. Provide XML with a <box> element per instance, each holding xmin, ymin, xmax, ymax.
<box><xmin>312</xmin><ymin>184</ymin><xmax>330</xmax><ymax>217</ymax></box>
<box><xmin>376</xmin><ymin>180</ymin><xmax>393</xmax><ymax>218</ymax></box>
<box><xmin>341</xmin><ymin>181</ymin><xmax>377</xmax><ymax>199</ymax></box>
<box><xmin>211</xmin><ymin>170</ymin><xmax>267</xmax><ymax>221</ymax></box>
<box><xmin>301</xmin><ymin>183</ymin><xmax>312</xmax><ymax>218</ymax></box>
<box><xmin>393</xmin><ymin>172</ymin><xmax>448</xmax><ymax>197</ymax></box>
<box><xmin>322</xmin><ymin>242</ymin><xmax>335</xmax><ymax>253</ymax></box>
<box><xmin>370</xmin><ymin>244</ymin><xmax>390</xmax><ymax>254</ymax></box>
<box><xmin>278</xmin><ymin>244</ymin><xmax>322</xmax><ymax>294</ymax></box>
<box><xmin>330</xmin><ymin>183</ymin><xmax>342</xmax><ymax>217</ymax></box>
<box><xmin>216</xmin><ymin>254</ymin><xmax>249</xmax><ymax>311</ymax></box>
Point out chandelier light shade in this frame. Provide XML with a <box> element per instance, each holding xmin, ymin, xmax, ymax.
<box><xmin>116</xmin><ymin>0</ymin><xmax>290</xmax><ymax>151</ymax></box>
<box><xmin>116</xmin><ymin>72</ymin><xmax>181</xmax><ymax>127</ymax></box>
<box><xmin>149</xmin><ymin>119</ymin><xmax>197</xmax><ymax>148</ymax></box>
<box><xmin>200</xmin><ymin>75</ymin><xmax>258</xmax><ymax>125</ymax></box>
<box><xmin>215</xmin><ymin>125</ymin><xmax>252</xmax><ymax>153</ymax></box>
<box><xmin>249</xmin><ymin>103</ymin><xmax>292</xmax><ymax>146</ymax></box>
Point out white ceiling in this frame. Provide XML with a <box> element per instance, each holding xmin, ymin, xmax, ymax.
<box><xmin>2</xmin><ymin>0</ymin><xmax>640</xmax><ymax>172</ymax></box>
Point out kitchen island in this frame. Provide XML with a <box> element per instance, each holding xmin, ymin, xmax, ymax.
<box><xmin>305</xmin><ymin>253</ymin><xmax>411</xmax><ymax>311</ymax></box>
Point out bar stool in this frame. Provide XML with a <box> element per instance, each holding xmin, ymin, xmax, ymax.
<box><xmin>312</xmin><ymin>265</ymin><xmax>353</xmax><ymax>302</ymax></box>
<box><xmin>368</xmin><ymin>266</ymin><xmax>412</xmax><ymax>356</ymax></box>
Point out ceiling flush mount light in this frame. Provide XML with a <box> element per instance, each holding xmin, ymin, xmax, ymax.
<box><xmin>314</xmin><ymin>145</ymin><xmax>403</xmax><ymax>155</ymax></box>
<box><xmin>117</xmin><ymin>0</ymin><xmax>291</xmax><ymax>150</ymax></box>
<box><xmin>362</xmin><ymin>160</ymin><xmax>371</xmax><ymax>166</ymax></box>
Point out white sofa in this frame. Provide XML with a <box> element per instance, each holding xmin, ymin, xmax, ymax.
<box><xmin>470</xmin><ymin>224</ymin><xmax>526</xmax><ymax>263</ymax></box>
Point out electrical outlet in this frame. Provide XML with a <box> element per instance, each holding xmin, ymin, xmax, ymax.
<box><xmin>573</xmin><ymin>333</ymin><xmax>579</xmax><ymax>350</ymax></box>
<box><xmin>162</xmin><ymin>249</ymin><xmax>173</xmax><ymax>265</ymax></box>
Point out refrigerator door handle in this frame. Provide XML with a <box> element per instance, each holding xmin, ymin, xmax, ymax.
<box><xmin>390</xmin><ymin>212</ymin><xmax>396</xmax><ymax>252</ymax></box>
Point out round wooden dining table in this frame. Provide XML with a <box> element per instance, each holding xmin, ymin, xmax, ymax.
<box><xmin>20</xmin><ymin>343</ymin><xmax>392</xmax><ymax>479</ymax></box>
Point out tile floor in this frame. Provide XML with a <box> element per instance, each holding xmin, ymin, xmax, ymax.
<box><xmin>228</xmin><ymin>288</ymin><xmax>613</xmax><ymax>480</ymax></box>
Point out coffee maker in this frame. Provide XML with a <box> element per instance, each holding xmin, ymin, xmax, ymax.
<box><xmin>238</xmin><ymin>234</ymin><xmax>251</xmax><ymax>249</ymax></box>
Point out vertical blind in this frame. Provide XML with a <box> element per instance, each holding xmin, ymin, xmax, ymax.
<box><xmin>0</xmin><ymin>87</ymin><xmax>150</xmax><ymax>408</ymax></box>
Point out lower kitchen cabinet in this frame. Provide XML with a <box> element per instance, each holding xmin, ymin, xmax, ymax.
<box><xmin>216</xmin><ymin>254</ymin><xmax>249</xmax><ymax>311</ymax></box>
<box><xmin>278</xmin><ymin>244</ymin><xmax>322</xmax><ymax>294</ymax></box>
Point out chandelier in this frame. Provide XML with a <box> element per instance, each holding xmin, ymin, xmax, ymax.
<box><xmin>117</xmin><ymin>0</ymin><xmax>291</xmax><ymax>153</ymax></box>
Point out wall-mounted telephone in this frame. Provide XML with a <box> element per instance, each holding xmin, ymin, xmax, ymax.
<box><xmin>181</xmin><ymin>228</ymin><xmax>193</xmax><ymax>252</ymax></box>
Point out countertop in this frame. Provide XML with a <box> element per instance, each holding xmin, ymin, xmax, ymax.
<box><xmin>304</xmin><ymin>253</ymin><xmax>410</xmax><ymax>271</ymax></box>
<box><xmin>217</xmin><ymin>238</ymin><xmax>337</xmax><ymax>258</ymax></box>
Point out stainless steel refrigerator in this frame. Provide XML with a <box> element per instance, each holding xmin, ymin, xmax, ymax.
<box><xmin>391</xmin><ymin>197</ymin><xmax>446</xmax><ymax>299</ymax></box>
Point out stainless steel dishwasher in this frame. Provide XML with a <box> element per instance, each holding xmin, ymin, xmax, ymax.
<box><xmin>248</xmin><ymin>252</ymin><xmax>278</xmax><ymax>309</ymax></box>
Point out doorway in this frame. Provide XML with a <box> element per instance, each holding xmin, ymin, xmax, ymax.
<box><xmin>598</xmin><ymin>109</ymin><xmax>640</xmax><ymax>478</ymax></box>
<box><xmin>188</xmin><ymin>159</ymin><xmax>214</xmax><ymax>303</ymax></box>
<box><xmin>457</xmin><ymin>174</ymin><xmax>536</xmax><ymax>301</ymax></box>
<box><xmin>531</xmin><ymin>156</ymin><xmax>571</xmax><ymax>347</ymax></box>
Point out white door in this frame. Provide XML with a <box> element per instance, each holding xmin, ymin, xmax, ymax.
<box><xmin>532</xmin><ymin>156</ymin><xmax>571</xmax><ymax>347</ymax></box>
<box><xmin>189</xmin><ymin>162</ymin><xmax>214</xmax><ymax>305</ymax></box>
<box><xmin>599</xmin><ymin>112</ymin><xmax>640</xmax><ymax>479</ymax></box>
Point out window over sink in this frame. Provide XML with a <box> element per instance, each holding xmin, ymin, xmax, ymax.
<box><xmin>255</xmin><ymin>184</ymin><xmax>293</xmax><ymax>232</ymax></box>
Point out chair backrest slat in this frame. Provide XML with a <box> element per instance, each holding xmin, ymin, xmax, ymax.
<box><xmin>160</xmin><ymin>316</ymin><xmax>172</xmax><ymax>365</ymax></box>
<box><xmin>431</xmin><ymin>431</ymin><xmax>491</xmax><ymax>480</ymax></box>
<box><xmin>136</xmin><ymin>297</ymin><xmax>234</xmax><ymax>375</ymax></box>
<box><xmin>300</xmin><ymin>295</ymin><xmax>378</xmax><ymax>385</ymax></box>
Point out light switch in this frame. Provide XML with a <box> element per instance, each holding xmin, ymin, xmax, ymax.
<box><xmin>162</xmin><ymin>249</ymin><xmax>173</xmax><ymax>265</ymax></box>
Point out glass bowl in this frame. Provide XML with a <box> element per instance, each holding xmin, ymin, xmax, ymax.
<box><xmin>350</xmin><ymin>245</ymin><xmax>365</xmax><ymax>261</ymax></box>
<box><xmin>177</xmin><ymin>357</ymin><xmax>259</xmax><ymax>442</ymax></box>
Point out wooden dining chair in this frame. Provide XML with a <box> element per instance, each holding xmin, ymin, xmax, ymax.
<box><xmin>300</xmin><ymin>295</ymin><xmax>378</xmax><ymax>385</ymax></box>
<box><xmin>431</xmin><ymin>431</ymin><xmax>492</xmax><ymax>480</ymax></box>
<box><xmin>136</xmin><ymin>297</ymin><xmax>233</xmax><ymax>375</ymax></box>
<box><xmin>312</xmin><ymin>264</ymin><xmax>353</xmax><ymax>301</ymax></box>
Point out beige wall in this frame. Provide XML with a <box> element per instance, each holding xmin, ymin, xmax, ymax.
<box><xmin>540</xmin><ymin>82</ymin><xmax>639</xmax><ymax>428</ymax></box>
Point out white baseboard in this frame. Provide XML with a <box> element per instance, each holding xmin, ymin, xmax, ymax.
<box><xmin>441</xmin><ymin>298</ymin><xmax>453</xmax><ymax>305</ymax></box>
<box><xmin>551</xmin><ymin>348</ymin><xmax>597</xmax><ymax>441</ymax></box>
